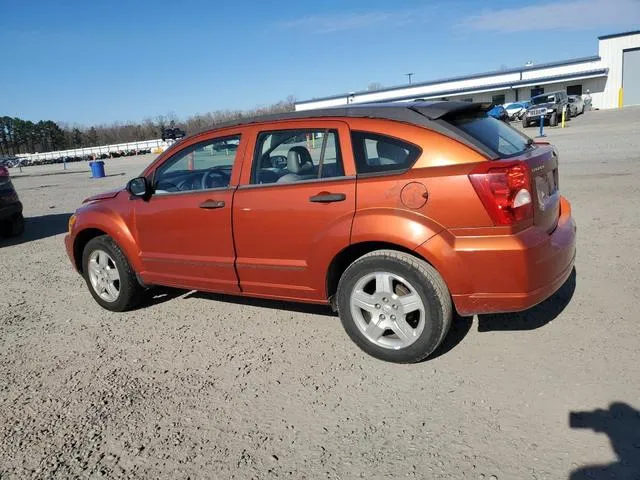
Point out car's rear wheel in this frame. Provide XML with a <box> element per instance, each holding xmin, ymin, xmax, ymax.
<box><xmin>336</xmin><ymin>250</ymin><xmax>452</xmax><ymax>363</ymax></box>
<box><xmin>82</xmin><ymin>235</ymin><xmax>143</xmax><ymax>312</ymax></box>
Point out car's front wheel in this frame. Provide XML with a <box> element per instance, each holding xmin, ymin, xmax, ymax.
<box><xmin>336</xmin><ymin>250</ymin><xmax>452</xmax><ymax>363</ymax></box>
<box><xmin>82</xmin><ymin>235</ymin><xmax>143</xmax><ymax>312</ymax></box>
<box><xmin>1</xmin><ymin>212</ymin><xmax>24</xmax><ymax>237</ymax></box>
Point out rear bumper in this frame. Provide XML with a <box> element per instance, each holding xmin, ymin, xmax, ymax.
<box><xmin>416</xmin><ymin>196</ymin><xmax>577</xmax><ymax>316</ymax></box>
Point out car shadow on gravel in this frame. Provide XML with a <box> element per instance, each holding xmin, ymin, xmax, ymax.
<box><xmin>0</xmin><ymin>212</ymin><xmax>71</xmax><ymax>247</ymax></box>
<box><xmin>183</xmin><ymin>291</ymin><xmax>338</xmax><ymax>317</ymax></box>
<box><xmin>136</xmin><ymin>287</ymin><xmax>190</xmax><ymax>309</ymax></box>
<box><xmin>476</xmin><ymin>267</ymin><xmax>577</xmax><ymax>332</ymax></box>
<box><xmin>426</xmin><ymin>313</ymin><xmax>474</xmax><ymax>361</ymax></box>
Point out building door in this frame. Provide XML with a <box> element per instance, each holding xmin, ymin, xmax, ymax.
<box><xmin>623</xmin><ymin>48</ymin><xmax>640</xmax><ymax>106</ymax></box>
<box><xmin>567</xmin><ymin>85</ymin><xmax>583</xmax><ymax>96</ymax></box>
<box><xmin>531</xmin><ymin>87</ymin><xmax>544</xmax><ymax>98</ymax></box>
<box><xmin>491</xmin><ymin>94</ymin><xmax>505</xmax><ymax>105</ymax></box>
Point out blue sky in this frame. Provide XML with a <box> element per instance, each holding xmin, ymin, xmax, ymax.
<box><xmin>1</xmin><ymin>0</ymin><xmax>639</xmax><ymax>125</ymax></box>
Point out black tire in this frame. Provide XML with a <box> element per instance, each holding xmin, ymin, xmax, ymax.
<box><xmin>82</xmin><ymin>235</ymin><xmax>143</xmax><ymax>312</ymax></box>
<box><xmin>1</xmin><ymin>212</ymin><xmax>24</xmax><ymax>238</ymax></box>
<box><xmin>550</xmin><ymin>112</ymin><xmax>558</xmax><ymax>127</ymax></box>
<box><xmin>522</xmin><ymin>118</ymin><xmax>529</xmax><ymax>128</ymax></box>
<box><xmin>336</xmin><ymin>249</ymin><xmax>452</xmax><ymax>363</ymax></box>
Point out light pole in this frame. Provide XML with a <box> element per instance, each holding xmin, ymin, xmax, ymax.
<box><xmin>405</xmin><ymin>73</ymin><xmax>414</xmax><ymax>85</ymax></box>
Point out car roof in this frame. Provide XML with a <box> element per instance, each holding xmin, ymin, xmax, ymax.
<box><xmin>199</xmin><ymin>101</ymin><xmax>490</xmax><ymax>130</ymax></box>
<box><xmin>177</xmin><ymin>101</ymin><xmax>499</xmax><ymax>160</ymax></box>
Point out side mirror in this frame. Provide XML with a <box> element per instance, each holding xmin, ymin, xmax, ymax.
<box><xmin>126</xmin><ymin>177</ymin><xmax>152</xmax><ymax>200</ymax></box>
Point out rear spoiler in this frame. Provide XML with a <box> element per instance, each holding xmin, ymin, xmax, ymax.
<box><xmin>409</xmin><ymin>101</ymin><xmax>493</xmax><ymax>120</ymax></box>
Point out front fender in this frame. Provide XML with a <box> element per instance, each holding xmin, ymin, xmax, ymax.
<box><xmin>72</xmin><ymin>204</ymin><xmax>142</xmax><ymax>273</ymax></box>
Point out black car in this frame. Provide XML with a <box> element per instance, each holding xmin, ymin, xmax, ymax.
<box><xmin>0</xmin><ymin>165</ymin><xmax>24</xmax><ymax>238</ymax></box>
<box><xmin>522</xmin><ymin>90</ymin><xmax>569</xmax><ymax>128</ymax></box>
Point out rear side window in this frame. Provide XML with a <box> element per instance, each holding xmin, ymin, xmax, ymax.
<box><xmin>448</xmin><ymin>113</ymin><xmax>529</xmax><ymax>158</ymax></box>
<box><xmin>251</xmin><ymin>129</ymin><xmax>345</xmax><ymax>185</ymax></box>
<box><xmin>351</xmin><ymin>132</ymin><xmax>421</xmax><ymax>174</ymax></box>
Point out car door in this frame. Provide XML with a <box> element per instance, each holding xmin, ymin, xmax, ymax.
<box><xmin>233</xmin><ymin>121</ymin><xmax>356</xmax><ymax>302</ymax></box>
<box><xmin>133</xmin><ymin>131</ymin><xmax>246</xmax><ymax>293</ymax></box>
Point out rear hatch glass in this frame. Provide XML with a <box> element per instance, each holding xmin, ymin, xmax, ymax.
<box><xmin>448</xmin><ymin>112</ymin><xmax>529</xmax><ymax>158</ymax></box>
<box><xmin>448</xmin><ymin>112</ymin><xmax>560</xmax><ymax>232</ymax></box>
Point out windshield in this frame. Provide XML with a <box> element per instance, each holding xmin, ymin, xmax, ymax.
<box><xmin>448</xmin><ymin>112</ymin><xmax>530</xmax><ymax>157</ymax></box>
<box><xmin>532</xmin><ymin>94</ymin><xmax>556</xmax><ymax>105</ymax></box>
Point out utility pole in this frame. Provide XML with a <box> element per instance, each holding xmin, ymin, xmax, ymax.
<box><xmin>405</xmin><ymin>73</ymin><xmax>414</xmax><ymax>85</ymax></box>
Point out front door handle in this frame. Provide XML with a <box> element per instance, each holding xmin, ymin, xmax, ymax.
<box><xmin>199</xmin><ymin>199</ymin><xmax>225</xmax><ymax>209</ymax></box>
<box><xmin>309</xmin><ymin>193</ymin><xmax>346</xmax><ymax>203</ymax></box>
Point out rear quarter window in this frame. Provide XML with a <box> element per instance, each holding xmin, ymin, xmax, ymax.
<box><xmin>351</xmin><ymin>131</ymin><xmax>422</xmax><ymax>174</ymax></box>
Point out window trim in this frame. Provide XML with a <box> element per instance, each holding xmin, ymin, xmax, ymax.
<box><xmin>350</xmin><ymin>130</ymin><xmax>423</xmax><ymax>176</ymax></box>
<box><xmin>250</xmin><ymin>128</ymin><xmax>345</xmax><ymax>186</ymax></box>
<box><xmin>238</xmin><ymin>175</ymin><xmax>356</xmax><ymax>190</ymax></box>
<box><xmin>152</xmin><ymin>134</ymin><xmax>241</xmax><ymax>192</ymax></box>
<box><xmin>153</xmin><ymin>185</ymin><xmax>233</xmax><ymax>198</ymax></box>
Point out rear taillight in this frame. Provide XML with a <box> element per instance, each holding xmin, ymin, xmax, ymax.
<box><xmin>0</xmin><ymin>166</ymin><xmax>8</xmax><ymax>177</ymax></box>
<box><xmin>469</xmin><ymin>161</ymin><xmax>533</xmax><ymax>226</ymax></box>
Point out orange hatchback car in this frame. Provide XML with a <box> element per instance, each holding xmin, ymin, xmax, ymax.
<box><xmin>65</xmin><ymin>102</ymin><xmax>576</xmax><ymax>363</ymax></box>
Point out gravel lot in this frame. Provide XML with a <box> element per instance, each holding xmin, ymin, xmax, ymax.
<box><xmin>2</xmin><ymin>108</ymin><xmax>640</xmax><ymax>479</ymax></box>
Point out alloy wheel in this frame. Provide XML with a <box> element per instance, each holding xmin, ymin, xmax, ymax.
<box><xmin>349</xmin><ymin>271</ymin><xmax>428</xmax><ymax>350</ymax></box>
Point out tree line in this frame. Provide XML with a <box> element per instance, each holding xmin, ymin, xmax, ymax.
<box><xmin>0</xmin><ymin>96</ymin><xmax>296</xmax><ymax>157</ymax></box>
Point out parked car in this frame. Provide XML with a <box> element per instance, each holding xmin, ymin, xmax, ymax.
<box><xmin>568</xmin><ymin>95</ymin><xmax>585</xmax><ymax>116</ymax></box>
<box><xmin>487</xmin><ymin>105</ymin><xmax>509</xmax><ymax>122</ymax></box>
<box><xmin>64</xmin><ymin>101</ymin><xmax>576</xmax><ymax>363</ymax></box>
<box><xmin>522</xmin><ymin>90</ymin><xmax>570</xmax><ymax>127</ymax></box>
<box><xmin>504</xmin><ymin>101</ymin><xmax>530</xmax><ymax>120</ymax></box>
<box><xmin>0</xmin><ymin>165</ymin><xmax>24</xmax><ymax>238</ymax></box>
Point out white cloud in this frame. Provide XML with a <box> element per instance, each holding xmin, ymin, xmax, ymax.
<box><xmin>276</xmin><ymin>8</ymin><xmax>428</xmax><ymax>34</ymax></box>
<box><xmin>457</xmin><ymin>0</ymin><xmax>640</xmax><ymax>33</ymax></box>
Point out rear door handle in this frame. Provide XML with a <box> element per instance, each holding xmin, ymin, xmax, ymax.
<box><xmin>309</xmin><ymin>193</ymin><xmax>346</xmax><ymax>203</ymax></box>
<box><xmin>199</xmin><ymin>199</ymin><xmax>225</xmax><ymax>209</ymax></box>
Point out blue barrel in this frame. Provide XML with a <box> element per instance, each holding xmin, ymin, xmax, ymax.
<box><xmin>89</xmin><ymin>160</ymin><xmax>105</xmax><ymax>178</ymax></box>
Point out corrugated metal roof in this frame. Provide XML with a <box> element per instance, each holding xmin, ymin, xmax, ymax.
<box><xmin>314</xmin><ymin>69</ymin><xmax>608</xmax><ymax>107</ymax></box>
<box><xmin>296</xmin><ymin>56</ymin><xmax>602</xmax><ymax>105</ymax></box>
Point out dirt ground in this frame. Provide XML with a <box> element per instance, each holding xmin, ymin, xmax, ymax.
<box><xmin>1</xmin><ymin>108</ymin><xmax>639</xmax><ymax>479</ymax></box>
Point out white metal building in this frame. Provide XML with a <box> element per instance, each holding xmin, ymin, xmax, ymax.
<box><xmin>295</xmin><ymin>31</ymin><xmax>640</xmax><ymax>111</ymax></box>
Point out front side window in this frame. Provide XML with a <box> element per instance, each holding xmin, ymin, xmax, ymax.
<box><xmin>154</xmin><ymin>135</ymin><xmax>240</xmax><ymax>193</ymax></box>
<box><xmin>351</xmin><ymin>132</ymin><xmax>422</xmax><ymax>174</ymax></box>
<box><xmin>251</xmin><ymin>129</ymin><xmax>344</xmax><ymax>185</ymax></box>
